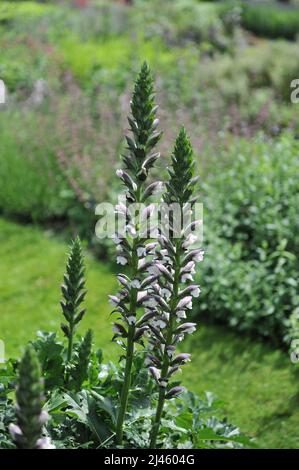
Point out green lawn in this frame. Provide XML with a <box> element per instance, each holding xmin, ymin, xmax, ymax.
<box><xmin>0</xmin><ymin>218</ymin><xmax>298</xmax><ymax>448</ymax></box>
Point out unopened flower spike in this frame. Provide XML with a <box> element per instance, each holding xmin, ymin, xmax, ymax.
<box><xmin>60</xmin><ymin>237</ymin><xmax>87</xmax><ymax>363</ymax></box>
<box><xmin>9</xmin><ymin>347</ymin><xmax>55</xmax><ymax>449</ymax></box>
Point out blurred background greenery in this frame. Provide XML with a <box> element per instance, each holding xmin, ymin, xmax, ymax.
<box><xmin>0</xmin><ymin>0</ymin><xmax>299</xmax><ymax>448</ymax></box>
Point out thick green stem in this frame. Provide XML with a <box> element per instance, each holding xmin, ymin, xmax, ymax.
<box><xmin>115</xmin><ymin>323</ymin><xmax>135</xmax><ymax>445</ymax></box>
<box><xmin>116</xmin><ymin>186</ymin><xmax>141</xmax><ymax>446</ymax></box>
<box><xmin>149</xmin><ymin>240</ymin><xmax>181</xmax><ymax>448</ymax></box>
<box><xmin>149</xmin><ymin>387</ymin><xmax>166</xmax><ymax>448</ymax></box>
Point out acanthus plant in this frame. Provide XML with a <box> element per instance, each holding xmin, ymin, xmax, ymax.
<box><xmin>109</xmin><ymin>62</ymin><xmax>162</xmax><ymax>446</ymax></box>
<box><xmin>9</xmin><ymin>347</ymin><xmax>55</xmax><ymax>449</ymax></box>
<box><xmin>145</xmin><ymin>127</ymin><xmax>204</xmax><ymax>448</ymax></box>
<box><xmin>109</xmin><ymin>64</ymin><xmax>204</xmax><ymax>447</ymax></box>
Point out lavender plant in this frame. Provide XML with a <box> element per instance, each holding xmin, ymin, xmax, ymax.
<box><xmin>110</xmin><ymin>62</ymin><xmax>162</xmax><ymax>445</ymax></box>
<box><xmin>60</xmin><ymin>237</ymin><xmax>86</xmax><ymax>363</ymax></box>
<box><xmin>9</xmin><ymin>347</ymin><xmax>54</xmax><ymax>449</ymax></box>
<box><xmin>147</xmin><ymin>128</ymin><xmax>204</xmax><ymax>448</ymax></box>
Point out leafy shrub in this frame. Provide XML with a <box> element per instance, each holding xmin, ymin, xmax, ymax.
<box><xmin>241</xmin><ymin>1</ymin><xmax>299</xmax><ymax>39</ymax></box>
<box><xmin>195</xmin><ymin>133</ymin><xmax>299</xmax><ymax>346</ymax></box>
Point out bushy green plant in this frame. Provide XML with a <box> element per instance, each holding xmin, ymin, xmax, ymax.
<box><xmin>195</xmin><ymin>133</ymin><xmax>299</xmax><ymax>346</ymax></box>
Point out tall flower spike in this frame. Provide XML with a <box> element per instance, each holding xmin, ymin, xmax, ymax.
<box><xmin>148</xmin><ymin>128</ymin><xmax>204</xmax><ymax>448</ymax></box>
<box><xmin>9</xmin><ymin>347</ymin><xmax>54</xmax><ymax>449</ymax></box>
<box><xmin>60</xmin><ymin>237</ymin><xmax>86</xmax><ymax>363</ymax></box>
<box><xmin>113</xmin><ymin>62</ymin><xmax>162</xmax><ymax>446</ymax></box>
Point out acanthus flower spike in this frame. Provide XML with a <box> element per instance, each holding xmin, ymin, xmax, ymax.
<box><xmin>111</xmin><ymin>62</ymin><xmax>162</xmax><ymax>446</ymax></box>
<box><xmin>148</xmin><ymin>127</ymin><xmax>204</xmax><ymax>449</ymax></box>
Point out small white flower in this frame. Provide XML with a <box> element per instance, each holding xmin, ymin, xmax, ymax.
<box><xmin>39</xmin><ymin>410</ymin><xmax>49</xmax><ymax>424</ymax></box>
<box><xmin>155</xmin><ymin>319</ymin><xmax>167</xmax><ymax>329</ymax></box>
<box><xmin>177</xmin><ymin>296</ymin><xmax>193</xmax><ymax>310</ymax></box>
<box><xmin>193</xmin><ymin>249</ymin><xmax>204</xmax><ymax>262</ymax></box>
<box><xmin>137</xmin><ymin>291</ymin><xmax>148</xmax><ymax>302</ymax></box>
<box><xmin>147</xmin><ymin>265</ymin><xmax>160</xmax><ymax>276</ymax></box>
<box><xmin>167</xmin><ymin>348</ymin><xmax>174</xmax><ymax>358</ymax></box>
<box><xmin>144</xmin><ymin>298</ymin><xmax>158</xmax><ymax>308</ymax></box>
<box><xmin>182</xmin><ymin>261</ymin><xmax>196</xmax><ymax>273</ymax></box>
<box><xmin>191</xmin><ymin>286</ymin><xmax>201</xmax><ymax>297</ymax></box>
<box><xmin>149</xmin><ymin>366</ymin><xmax>161</xmax><ymax>382</ymax></box>
<box><xmin>131</xmin><ymin>279</ymin><xmax>141</xmax><ymax>288</ymax></box>
<box><xmin>116</xmin><ymin>169</ymin><xmax>123</xmax><ymax>178</ymax></box>
<box><xmin>137</xmin><ymin>247</ymin><xmax>146</xmax><ymax>258</ymax></box>
<box><xmin>176</xmin><ymin>310</ymin><xmax>187</xmax><ymax>319</ymax></box>
<box><xmin>160</xmin><ymin>380</ymin><xmax>167</xmax><ymax>388</ymax></box>
<box><xmin>182</xmin><ymin>233</ymin><xmax>198</xmax><ymax>248</ymax></box>
<box><xmin>185</xmin><ymin>325</ymin><xmax>196</xmax><ymax>334</ymax></box>
<box><xmin>116</xmin><ymin>256</ymin><xmax>127</xmax><ymax>265</ymax></box>
<box><xmin>181</xmin><ymin>273</ymin><xmax>194</xmax><ymax>283</ymax></box>
<box><xmin>127</xmin><ymin>315</ymin><xmax>136</xmax><ymax>325</ymax></box>
<box><xmin>9</xmin><ymin>423</ymin><xmax>22</xmax><ymax>438</ymax></box>
<box><xmin>36</xmin><ymin>437</ymin><xmax>55</xmax><ymax>449</ymax></box>
<box><xmin>108</xmin><ymin>295</ymin><xmax>120</xmax><ymax>307</ymax></box>
<box><xmin>161</xmin><ymin>288</ymin><xmax>171</xmax><ymax>299</ymax></box>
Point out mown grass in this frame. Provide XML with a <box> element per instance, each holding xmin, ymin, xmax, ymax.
<box><xmin>0</xmin><ymin>218</ymin><xmax>298</xmax><ymax>449</ymax></box>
